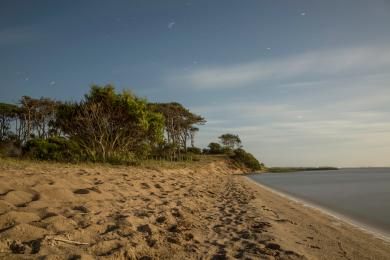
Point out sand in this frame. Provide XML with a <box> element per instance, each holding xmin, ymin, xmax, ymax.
<box><xmin>0</xmin><ymin>158</ymin><xmax>389</xmax><ymax>259</ymax></box>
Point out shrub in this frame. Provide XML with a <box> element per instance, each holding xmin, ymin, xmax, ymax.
<box><xmin>230</xmin><ymin>148</ymin><xmax>263</xmax><ymax>171</ymax></box>
<box><xmin>23</xmin><ymin>137</ymin><xmax>85</xmax><ymax>162</ymax></box>
<box><xmin>187</xmin><ymin>147</ymin><xmax>202</xmax><ymax>154</ymax></box>
<box><xmin>221</xmin><ymin>146</ymin><xmax>234</xmax><ymax>156</ymax></box>
<box><xmin>206</xmin><ymin>142</ymin><xmax>223</xmax><ymax>154</ymax></box>
<box><xmin>0</xmin><ymin>141</ymin><xmax>22</xmax><ymax>157</ymax></box>
<box><xmin>105</xmin><ymin>151</ymin><xmax>138</xmax><ymax>165</ymax></box>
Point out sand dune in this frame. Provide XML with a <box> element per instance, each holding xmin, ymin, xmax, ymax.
<box><xmin>0</xmin><ymin>158</ymin><xmax>389</xmax><ymax>259</ymax></box>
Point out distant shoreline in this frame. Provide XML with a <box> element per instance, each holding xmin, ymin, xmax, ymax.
<box><xmin>267</xmin><ymin>166</ymin><xmax>339</xmax><ymax>173</ymax></box>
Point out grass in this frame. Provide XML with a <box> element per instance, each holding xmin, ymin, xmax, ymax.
<box><xmin>0</xmin><ymin>154</ymin><xmax>229</xmax><ymax>172</ymax></box>
<box><xmin>137</xmin><ymin>154</ymin><xmax>226</xmax><ymax>169</ymax></box>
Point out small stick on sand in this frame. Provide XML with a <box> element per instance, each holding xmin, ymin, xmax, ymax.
<box><xmin>47</xmin><ymin>236</ymin><xmax>89</xmax><ymax>245</ymax></box>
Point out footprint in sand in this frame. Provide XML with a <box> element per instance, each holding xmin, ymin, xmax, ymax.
<box><xmin>2</xmin><ymin>190</ymin><xmax>39</xmax><ymax>207</ymax></box>
<box><xmin>134</xmin><ymin>210</ymin><xmax>152</xmax><ymax>218</ymax></box>
<box><xmin>137</xmin><ymin>224</ymin><xmax>152</xmax><ymax>236</ymax></box>
<box><xmin>43</xmin><ymin>215</ymin><xmax>77</xmax><ymax>233</ymax></box>
<box><xmin>0</xmin><ymin>201</ymin><xmax>15</xmax><ymax>214</ymax></box>
<box><xmin>73</xmin><ymin>189</ymin><xmax>90</xmax><ymax>194</ymax></box>
<box><xmin>9</xmin><ymin>239</ymin><xmax>42</xmax><ymax>254</ymax></box>
<box><xmin>140</xmin><ymin>183</ymin><xmax>151</xmax><ymax>189</ymax></box>
<box><xmin>73</xmin><ymin>205</ymin><xmax>89</xmax><ymax>213</ymax></box>
<box><xmin>167</xmin><ymin>224</ymin><xmax>179</xmax><ymax>233</ymax></box>
<box><xmin>266</xmin><ymin>242</ymin><xmax>281</xmax><ymax>250</ymax></box>
<box><xmin>0</xmin><ymin>211</ymin><xmax>41</xmax><ymax>231</ymax></box>
<box><xmin>94</xmin><ymin>179</ymin><xmax>104</xmax><ymax>185</ymax></box>
<box><xmin>0</xmin><ymin>223</ymin><xmax>47</xmax><ymax>242</ymax></box>
<box><xmin>0</xmin><ymin>183</ymin><xmax>13</xmax><ymax>195</ymax></box>
<box><xmin>92</xmin><ymin>240</ymin><xmax>123</xmax><ymax>256</ymax></box>
<box><xmin>170</xmin><ymin>207</ymin><xmax>182</xmax><ymax>218</ymax></box>
<box><xmin>275</xmin><ymin>218</ymin><xmax>297</xmax><ymax>225</ymax></box>
<box><xmin>155</xmin><ymin>216</ymin><xmax>166</xmax><ymax>224</ymax></box>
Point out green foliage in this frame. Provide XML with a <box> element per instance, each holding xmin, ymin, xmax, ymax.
<box><xmin>1</xmin><ymin>84</ymin><xmax>207</xmax><ymax>165</ymax></box>
<box><xmin>230</xmin><ymin>148</ymin><xmax>263</xmax><ymax>171</ymax></box>
<box><xmin>186</xmin><ymin>147</ymin><xmax>202</xmax><ymax>154</ymax></box>
<box><xmin>0</xmin><ymin>102</ymin><xmax>21</xmax><ymax>142</ymax></box>
<box><xmin>206</xmin><ymin>142</ymin><xmax>223</xmax><ymax>154</ymax></box>
<box><xmin>0</xmin><ymin>141</ymin><xmax>21</xmax><ymax>158</ymax></box>
<box><xmin>219</xmin><ymin>133</ymin><xmax>241</xmax><ymax>149</ymax></box>
<box><xmin>55</xmin><ymin>85</ymin><xmax>165</xmax><ymax>162</ymax></box>
<box><xmin>23</xmin><ymin>137</ymin><xmax>84</xmax><ymax>162</ymax></box>
<box><xmin>104</xmin><ymin>151</ymin><xmax>138</xmax><ymax>165</ymax></box>
<box><xmin>0</xmin><ymin>102</ymin><xmax>20</xmax><ymax>118</ymax></box>
<box><xmin>204</xmin><ymin>142</ymin><xmax>236</xmax><ymax>156</ymax></box>
<box><xmin>221</xmin><ymin>147</ymin><xmax>235</xmax><ymax>156</ymax></box>
<box><xmin>150</xmin><ymin>102</ymin><xmax>205</xmax><ymax>158</ymax></box>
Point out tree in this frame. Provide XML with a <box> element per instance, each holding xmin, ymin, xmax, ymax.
<box><xmin>151</xmin><ymin>102</ymin><xmax>205</xmax><ymax>158</ymax></box>
<box><xmin>0</xmin><ymin>103</ymin><xmax>20</xmax><ymax>142</ymax></box>
<box><xmin>207</xmin><ymin>142</ymin><xmax>222</xmax><ymax>154</ymax></box>
<box><xmin>230</xmin><ymin>148</ymin><xmax>263</xmax><ymax>171</ymax></box>
<box><xmin>0</xmin><ymin>84</ymin><xmax>210</xmax><ymax>164</ymax></box>
<box><xmin>219</xmin><ymin>133</ymin><xmax>241</xmax><ymax>150</ymax></box>
<box><xmin>18</xmin><ymin>96</ymin><xmax>59</xmax><ymax>142</ymax></box>
<box><xmin>55</xmin><ymin>85</ymin><xmax>164</xmax><ymax>162</ymax></box>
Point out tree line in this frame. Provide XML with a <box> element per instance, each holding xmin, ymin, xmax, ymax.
<box><xmin>0</xmin><ymin>84</ymin><xmax>264</xmax><ymax>170</ymax></box>
<box><xmin>0</xmin><ymin>96</ymin><xmax>59</xmax><ymax>144</ymax></box>
<box><xmin>0</xmin><ymin>85</ymin><xmax>205</xmax><ymax>163</ymax></box>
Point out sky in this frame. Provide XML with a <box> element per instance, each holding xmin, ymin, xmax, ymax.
<box><xmin>1</xmin><ymin>0</ymin><xmax>390</xmax><ymax>167</ymax></box>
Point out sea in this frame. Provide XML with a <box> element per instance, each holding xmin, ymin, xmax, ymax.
<box><xmin>248</xmin><ymin>168</ymin><xmax>390</xmax><ymax>239</ymax></box>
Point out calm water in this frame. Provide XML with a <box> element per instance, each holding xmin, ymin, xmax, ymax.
<box><xmin>249</xmin><ymin>168</ymin><xmax>390</xmax><ymax>237</ymax></box>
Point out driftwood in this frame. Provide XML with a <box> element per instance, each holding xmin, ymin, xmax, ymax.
<box><xmin>46</xmin><ymin>236</ymin><xmax>89</xmax><ymax>246</ymax></box>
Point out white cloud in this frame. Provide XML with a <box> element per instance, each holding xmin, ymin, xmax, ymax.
<box><xmin>168</xmin><ymin>46</ymin><xmax>390</xmax><ymax>89</ymax></box>
<box><xmin>191</xmin><ymin>80</ymin><xmax>390</xmax><ymax>167</ymax></box>
<box><xmin>196</xmin><ymin>110</ymin><xmax>390</xmax><ymax>167</ymax></box>
<box><xmin>176</xmin><ymin>46</ymin><xmax>390</xmax><ymax>166</ymax></box>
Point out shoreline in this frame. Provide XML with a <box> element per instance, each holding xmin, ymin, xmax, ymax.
<box><xmin>244</xmin><ymin>176</ymin><xmax>390</xmax><ymax>244</ymax></box>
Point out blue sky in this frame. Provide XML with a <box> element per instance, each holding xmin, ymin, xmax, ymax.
<box><xmin>1</xmin><ymin>0</ymin><xmax>390</xmax><ymax>167</ymax></box>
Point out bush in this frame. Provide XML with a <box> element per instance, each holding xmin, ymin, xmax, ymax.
<box><xmin>206</xmin><ymin>142</ymin><xmax>223</xmax><ymax>154</ymax></box>
<box><xmin>230</xmin><ymin>148</ymin><xmax>263</xmax><ymax>171</ymax></box>
<box><xmin>186</xmin><ymin>147</ymin><xmax>202</xmax><ymax>154</ymax></box>
<box><xmin>0</xmin><ymin>141</ymin><xmax>22</xmax><ymax>157</ymax></box>
<box><xmin>221</xmin><ymin>146</ymin><xmax>234</xmax><ymax>156</ymax></box>
<box><xmin>23</xmin><ymin>137</ymin><xmax>85</xmax><ymax>162</ymax></box>
<box><xmin>105</xmin><ymin>151</ymin><xmax>138</xmax><ymax>165</ymax></box>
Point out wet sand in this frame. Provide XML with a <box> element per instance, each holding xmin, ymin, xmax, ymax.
<box><xmin>0</xmin><ymin>158</ymin><xmax>389</xmax><ymax>259</ymax></box>
<box><xmin>242</xmin><ymin>177</ymin><xmax>390</xmax><ymax>259</ymax></box>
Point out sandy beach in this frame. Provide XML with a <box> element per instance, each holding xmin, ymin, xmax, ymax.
<box><xmin>0</xmin><ymin>158</ymin><xmax>389</xmax><ymax>259</ymax></box>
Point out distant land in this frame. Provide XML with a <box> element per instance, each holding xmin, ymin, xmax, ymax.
<box><xmin>267</xmin><ymin>167</ymin><xmax>339</xmax><ymax>173</ymax></box>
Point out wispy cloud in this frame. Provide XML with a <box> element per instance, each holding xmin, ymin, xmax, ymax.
<box><xmin>196</xmin><ymin>104</ymin><xmax>390</xmax><ymax>167</ymax></box>
<box><xmin>168</xmin><ymin>46</ymin><xmax>390</xmax><ymax>89</ymax></box>
<box><xmin>190</xmin><ymin>74</ymin><xmax>390</xmax><ymax>167</ymax></box>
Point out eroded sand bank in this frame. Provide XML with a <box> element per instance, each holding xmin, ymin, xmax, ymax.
<box><xmin>0</xmin><ymin>159</ymin><xmax>389</xmax><ymax>259</ymax></box>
